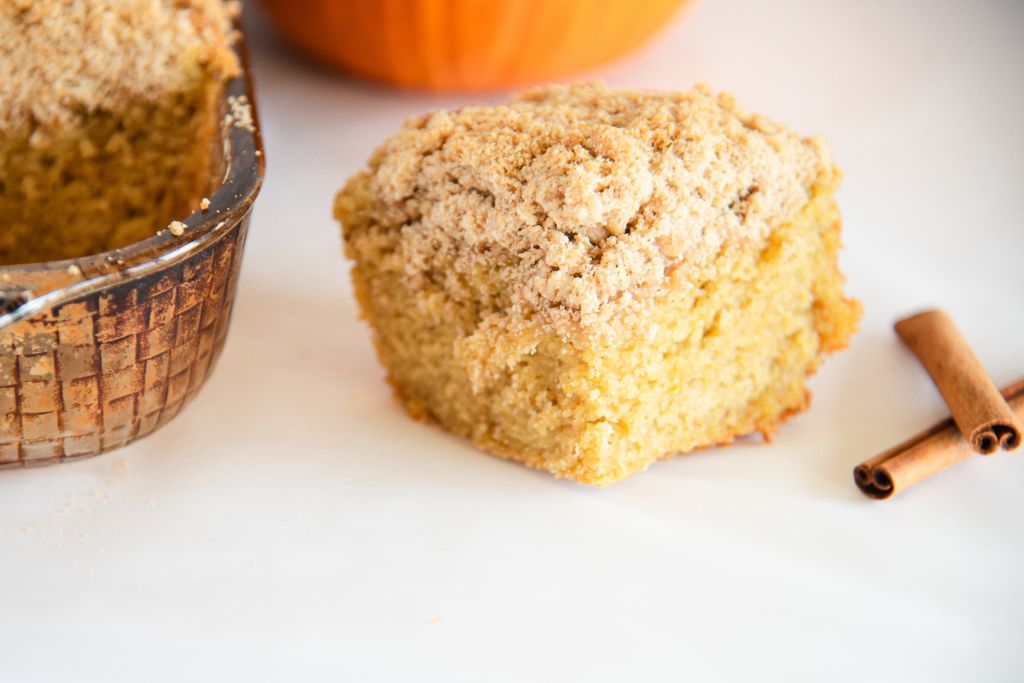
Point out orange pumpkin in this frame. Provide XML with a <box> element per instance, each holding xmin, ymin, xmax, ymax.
<box><xmin>259</xmin><ymin>0</ymin><xmax>689</xmax><ymax>91</ymax></box>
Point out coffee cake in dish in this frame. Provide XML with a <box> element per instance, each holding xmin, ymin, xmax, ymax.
<box><xmin>0</xmin><ymin>0</ymin><xmax>238</xmax><ymax>266</ymax></box>
<box><xmin>335</xmin><ymin>83</ymin><xmax>860</xmax><ymax>485</ymax></box>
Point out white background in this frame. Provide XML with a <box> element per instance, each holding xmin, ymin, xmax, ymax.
<box><xmin>2</xmin><ymin>1</ymin><xmax>1022</xmax><ymax>680</ymax></box>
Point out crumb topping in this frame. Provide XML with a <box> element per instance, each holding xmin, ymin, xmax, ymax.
<box><xmin>338</xmin><ymin>82</ymin><xmax>834</xmax><ymax>334</ymax></box>
<box><xmin>226</xmin><ymin>94</ymin><xmax>255</xmax><ymax>132</ymax></box>
<box><xmin>167</xmin><ymin>220</ymin><xmax>187</xmax><ymax>236</ymax></box>
<box><xmin>0</xmin><ymin>0</ymin><xmax>238</xmax><ymax>133</ymax></box>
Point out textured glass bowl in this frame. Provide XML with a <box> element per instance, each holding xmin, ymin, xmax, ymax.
<box><xmin>0</xmin><ymin>31</ymin><xmax>265</xmax><ymax>469</ymax></box>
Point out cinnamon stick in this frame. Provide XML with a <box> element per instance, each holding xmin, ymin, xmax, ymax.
<box><xmin>895</xmin><ymin>309</ymin><xmax>1021</xmax><ymax>454</ymax></box>
<box><xmin>854</xmin><ymin>379</ymin><xmax>1024</xmax><ymax>499</ymax></box>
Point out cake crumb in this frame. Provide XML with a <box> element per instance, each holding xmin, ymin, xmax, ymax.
<box><xmin>200</xmin><ymin>197</ymin><xmax>211</xmax><ymax>211</ymax></box>
<box><xmin>167</xmin><ymin>220</ymin><xmax>187</xmax><ymax>237</ymax></box>
<box><xmin>66</xmin><ymin>264</ymin><xmax>82</xmax><ymax>276</ymax></box>
<box><xmin>227</xmin><ymin>95</ymin><xmax>254</xmax><ymax>132</ymax></box>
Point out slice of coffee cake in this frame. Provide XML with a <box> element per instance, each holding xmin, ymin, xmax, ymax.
<box><xmin>336</xmin><ymin>83</ymin><xmax>860</xmax><ymax>485</ymax></box>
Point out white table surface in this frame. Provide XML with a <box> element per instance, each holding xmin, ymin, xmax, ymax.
<box><xmin>2</xmin><ymin>1</ymin><xmax>1023</xmax><ymax>680</ymax></box>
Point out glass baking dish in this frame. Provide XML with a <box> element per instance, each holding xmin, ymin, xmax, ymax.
<box><xmin>0</xmin><ymin>28</ymin><xmax>265</xmax><ymax>469</ymax></box>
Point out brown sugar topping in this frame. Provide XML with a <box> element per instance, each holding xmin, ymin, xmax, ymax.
<box><xmin>0</xmin><ymin>0</ymin><xmax>238</xmax><ymax>133</ymax></box>
<box><xmin>340</xmin><ymin>82</ymin><xmax>833</xmax><ymax>334</ymax></box>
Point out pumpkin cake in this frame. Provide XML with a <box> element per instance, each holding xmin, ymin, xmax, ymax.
<box><xmin>335</xmin><ymin>83</ymin><xmax>860</xmax><ymax>485</ymax></box>
<box><xmin>0</xmin><ymin>0</ymin><xmax>239</xmax><ymax>266</ymax></box>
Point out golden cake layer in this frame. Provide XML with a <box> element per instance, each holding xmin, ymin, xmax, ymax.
<box><xmin>336</xmin><ymin>83</ymin><xmax>860</xmax><ymax>485</ymax></box>
<box><xmin>0</xmin><ymin>0</ymin><xmax>239</xmax><ymax>265</ymax></box>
